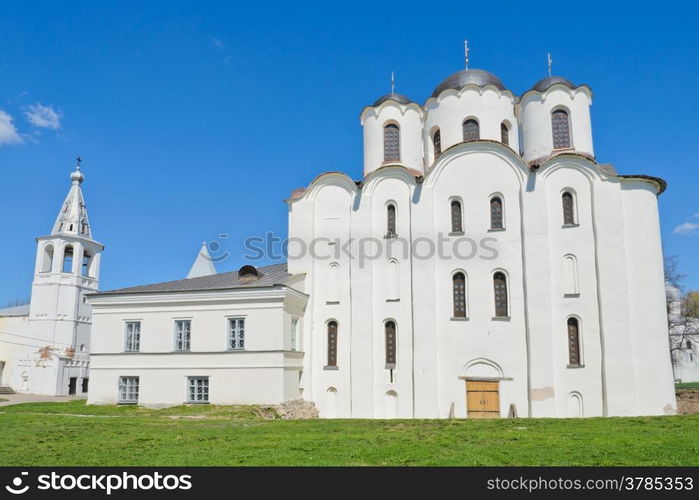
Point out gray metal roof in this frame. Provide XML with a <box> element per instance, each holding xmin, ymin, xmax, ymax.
<box><xmin>0</xmin><ymin>304</ymin><xmax>30</xmax><ymax>317</ymax></box>
<box><xmin>96</xmin><ymin>263</ymin><xmax>292</xmax><ymax>295</ymax></box>
<box><xmin>530</xmin><ymin>76</ymin><xmax>577</xmax><ymax>93</ymax></box>
<box><xmin>371</xmin><ymin>93</ymin><xmax>414</xmax><ymax>107</ymax></box>
<box><xmin>431</xmin><ymin>69</ymin><xmax>506</xmax><ymax>98</ymax></box>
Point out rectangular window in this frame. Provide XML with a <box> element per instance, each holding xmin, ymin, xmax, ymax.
<box><xmin>174</xmin><ymin>320</ymin><xmax>191</xmax><ymax>351</ymax></box>
<box><xmin>81</xmin><ymin>378</ymin><xmax>89</xmax><ymax>393</ymax></box>
<box><xmin>291</xmin><ymin>318</ymin><xmax>299</xmax><ymax>351</ymax></box>
<box><xmin>228</xmin><ymin>318</ymin><xmax>245</xmax><ymax>350</ymax></box>
<box><xmin>118</xmin><ymin>376</ymin><xmax>139</xmax><ymax>403</ymax></box>
<box><xmin>187</xmin><ymin>377</ymin><xmax>209</xmax><ymax>403</ymax></box>
<box><xmin>124</xmin><ymin>321</ymin><xmax>141</xmax><ymax>352</ymax></box>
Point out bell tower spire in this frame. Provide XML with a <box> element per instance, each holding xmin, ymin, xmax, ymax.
<box><xmin>51</xmin><ymin>157</ymin><xmax>92</xmax><ymax>237</ymax></box>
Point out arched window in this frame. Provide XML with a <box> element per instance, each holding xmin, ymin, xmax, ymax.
<box><xmin>451</xmin><ymin>200</ymin><xmax>463</xmax><ymax>233</ymax></box>
<box><xmin>384</xmin><ymin>124</ymin><xmax>400</xmax><ymax>161</ymax></box>
<box><xmin>462</xmin><ymin>119</ymin><xmax>480</xmax><ymax>142</ymax></box>
<box><xmin>81</xmin><ymin>251</ymin><xmax>91</xmax><ymax>277</ymax></box>
<box><xmin>433</xmin><ymin>129</ymin><xmax>441</xmax><ymax>159</ymax></box>
<box><xmin>687</xmin><ymin>340</ymin><xmax>692</xmax><ymax>350</ymax></box>
<box><xmin>386</xmin><ymin>204</ymin><xmax>397</xmax><ymax>237</ymax></box>
<box><xmin>327</xmin><ymin>321</ymin><xmax>338</xmax><ymax>367</ymax></box>
<box><xmin>62</xmin><ymin>245</ymin><xmax>74</xmax><ymax>273</ymax></box>
<box><xmin>562</xmin><ymin>191</ymin><xmax>575</xmax><ymax>225</ymax></box>
<box><xmin>327</xmin><ymin>263</ymin><xmax>340</xmax><ymax>303</ymax></box>
<box><xmin>567</xmin><ymin>317</ymin><xmax>581</xmax><ymax>366</ymax></box>
<box><xmin>385</xmin><ymin>321</ymin><xmax>396</xmax><ymax>367</ymax></box>
<box><xmin>490</xmin><ymin>196</ymin><xmax>503</xmax><ymax>230</ymax></box>
<box><xmin>552</xmin><ymin>109</ymin><xmax>571</xmax><ymax>149</ymax></box>
<box><xmin>500</xmin><ymin>122</ymin><xmax>509</xmax><ymax>146</ymax></box>
<box><xmin>493</xmin><ymin>272</ymin><xmax>508</xmax><ymax>317</ymax></box>
<box><xmin>41</xmin><ymin>244</ymin><xmax>54</xmax><ymax>273</ymax></box>
<box><xmin>387</xmin><ymin>260</ymin><xmax>399</xmax><ymax>301</ymax></box>
<box><xmin>563</xmin><ymin>255</ymin><xmax>579</xmax><ymax>295</ymax></box>
<box><xmin>453</xmin><ymin>272</ymin><xmax>466</xmax><ymax>318</ymax></box>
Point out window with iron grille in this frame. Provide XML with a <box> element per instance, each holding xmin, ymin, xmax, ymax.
<box><xmin>462</xmin><ymin>119</ymin><xmax>480</xmax><ymax>142</ymax></box>
<box><xmin>174</xmin><ymin>320</ymin><xmax>191</xmax><ymax>351</ymax></box>
<box><xmin>567</xmin><ymin>317</ymin><xmax>581</xmax><ymax>366</ymax></box>
<box><xmin>327</xmin><ymin>321</ymin><xmax>338</xmax><ymax>367</ymax></box>
<box><xmin>386</xmin><ymin>204</ymin><xmax>397</xmax><ymax>236</ymax></box>
<box><xmin>124</xmin><ymin>321</ymin><xmax>141</xmax><ymax>352</ymax></box>
<box><xmin>552</xmin><ymin>110</ymin><xmax>571</xmax><ymax>149</ymax></box>
<box><xmin>118</xmin><ymin>376</ymin><xmax>139</xmax><ymax>403</ymax></box>
<box><xmin>385</xmin><ymin>321</ymin><xmax>396</xmax><ymax>367</ymax></box>
<box><xmin>562</xmin><ymin>192</ymin><xmax>575</xmax><ymax>225</ymax></box>
<box><xmin>433</xmin><ymin>129</ymin><xmax>441</xmax><ymax>159</ymax></box>
<box><xmin>493</xmin><ymin>272</ymin><xmax>508</xmax><ymax>317</ymax></box>
<box><xmin>501</xmin><ymin>122</ymin><xmax>509</xmax><ymax>145</ymax></box>
<box><xmin>490</xmin><ymin>197</ymin><xmax>503</xmax><ymax>229</ymax></box>
<box><xmin>451</xmin><ymin>200</ymin><xmax>463</xmax><ymax>233</ymax></box>
<box><xmin>187</xmin><ymin>377</ymin><xmax>209</xmax><ymax>403</ymax></box>
<box><xmin>453</xmin><ymin>272</ymin><xmax>467</xmax><ymax>318</ymax></box>
<box><xmin>228</xmin><ymin>318</ymin><xmax>245</xmax><ymax>350</ymax></box>
<box><xmin>384</xmin><ymin>124</ymin><xmax>400</xmax><ymax>161</ymax></box>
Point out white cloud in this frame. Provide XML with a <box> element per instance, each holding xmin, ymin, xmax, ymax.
<box><xmin>673</xmin><ymin>222</ymin><xmax>699</xmax><ymax>235</ymax></box>
<box><xmin>0</xmin><ymin>110</ymin><xmax>22</xmax><ymax>145</ymax></box>
<box><xmin>212</xmin><ymin>38</ymin><xmax>224</xmax><ymax>50</ymax></box>
<box><xmin>24</xmin><ymin>103</ymin><xmax>61</xmax><ymax>130</ymax></box>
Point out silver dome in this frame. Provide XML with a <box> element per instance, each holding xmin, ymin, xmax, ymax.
<box><xmin>530</xmin><ymin>76</ymin><xmax>577</xmax><ymax>92</ymax></box>
<box><xmin>431</xmin><ymin>69</ymin><xmax>506</xmax><ymax>98</ymax></box>
<box><xmin>371</xmin><ymin>93</ymin><xmax>415</xmax><ymax>107</ymax></box>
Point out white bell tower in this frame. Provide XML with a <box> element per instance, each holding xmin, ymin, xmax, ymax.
<box><xmin>12</xmin><ymin>160</ymin><xmax>104</xmax><ymax>395</ymax></box>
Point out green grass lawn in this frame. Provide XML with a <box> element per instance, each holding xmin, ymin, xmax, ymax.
<box><xmin>0</xmin><ymin>400</ymin><xmax>697</xmax><ymax>466</ymax></box>
<box><xmin>676</xmin><ymin>382</ymin><xmax>699</xmax><ymax>390</ymax></box>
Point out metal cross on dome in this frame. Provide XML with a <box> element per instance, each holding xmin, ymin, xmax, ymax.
<box><xmin>464</xmin><ymin>40</ymin><xmax>469</xmax><ymax>70</ymax></box>
<box><xmin>547</xmin><ymin>53</ymin><xmax>553</xmax><ymax>77</ymax></box>
<box><xmin>76</xmin><ymin>156</ymin><xmax>82</xmax><ymax>169</ymax></box>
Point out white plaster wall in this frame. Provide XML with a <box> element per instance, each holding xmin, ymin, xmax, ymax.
<box><xmin>288</xmin><ymin>141</ymin><xmax>671</xmax><ymax>419</ymax></box>
<box><xmin>361</xmin><ymin>103</ymin><xmax>424</xmax><ymax>176</ymax></box>
<box><xmin>539</xmin><ymin>163</ymin><xmax>604</xmax><ymax>417</ymax></box>
<box><xmin>89</xmin><ymin>353</ymin><xmax>302</xmax><ymax>405</ymax></box>
<box><xmin>0</xmin><ymin>315</ymin><xmax>29</xmax><ymax>386</ymax></box>
<box><xmin>621</xmin><ymin>182</ymin><xmax>677</xmax><ymax>414</ymax></box>
<box><xmin>86</xmin><ymin>287</ymin><xmax>307</xmax><ymax>406</ymax></box>
<box><xmin>423</xmin><ymin>87</ymin><xmax>519</xmax><ymax>164</ymax></box>
<box><xmin>519</xmin><ymin>87</ymin><xmax>594</xmax><ymax>162</ymax></box>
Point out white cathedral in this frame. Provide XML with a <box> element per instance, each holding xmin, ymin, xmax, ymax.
<box><xmin>0</xmin><ymin>65</ymin><xmax>678</xmax><ymax>418</ymax></box>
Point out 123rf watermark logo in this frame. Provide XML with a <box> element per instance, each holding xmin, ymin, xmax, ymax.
<box><xmin>4</xmin><ymin>471</ymin><xmax>192</xmax><ymax>495</ymax></box>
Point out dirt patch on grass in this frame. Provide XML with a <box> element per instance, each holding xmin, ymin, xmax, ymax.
<box><xmin>676</xmin><ymin>390</ymin><xmax>699</xmax><ymax>415</ymax></box>
<box><xmin>257</xmin><ymin>400</ymin><xmax>318</xmax><ymax>420</ymax></box>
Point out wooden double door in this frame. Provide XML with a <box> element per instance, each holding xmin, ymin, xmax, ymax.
<box><xmin>466</xmin><ymin>380</ymin><xmax>500</xmax><ymax>418</ymax></box>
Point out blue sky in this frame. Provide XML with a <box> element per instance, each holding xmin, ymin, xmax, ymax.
<box><xmin>0</xmin><ymin>1</ymin><xmax>697</xmax><ymax>304</ymax></box>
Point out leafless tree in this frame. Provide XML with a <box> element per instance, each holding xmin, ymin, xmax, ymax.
<box><xmin>665</xmin><ymin>253</ymin><xmax>698</xmax><ymax>377</ymax></box>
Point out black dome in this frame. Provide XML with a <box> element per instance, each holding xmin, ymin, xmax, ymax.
<box><xmin>431</xmin><ymin>69</ymin><xmax>506</xmax><ymax>98</ymax></box>
<box><xmin>530</xmin><ymin>76</ymin><xmax>577</xmax><ymax>93</ymax></box>
<box><xmin>371</xmin><ymin>93</ymin><xmax>415</xmax><ymax>107</ymax></box>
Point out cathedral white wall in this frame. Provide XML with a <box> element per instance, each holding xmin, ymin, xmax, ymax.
<box><xmin>538</xmin><ymin>163</ymin><xmax>605</xmax><ymax>417</ymax></box>
<box><xmin>361</xmin><ymin>104</ymin><xmax>424</xmax><ymax>176</ymax></box>
<box><xmin>289</xmin><ymin>142</ymin><xmax>671</xmax><ymax>419</ymax></box>
<box><xmin>420</xmin><ymin>148</ymin><xmax>529</xmax><ymax>418</ymax></box>
<box><xmin>621</xmin><ymin>183</ymin><xmax>677</xmax><ymax>414</ymax></box>
<box><xmin>423</xmin><ymin>87</ymin><xmax>519</xmax><ymax>163</ymax></box>
<box><xmin>519</xmin><ymin>87</ymin><xmax>594</xmax><ymax>162</ymax></box>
